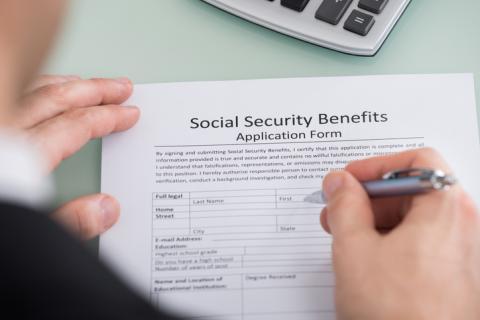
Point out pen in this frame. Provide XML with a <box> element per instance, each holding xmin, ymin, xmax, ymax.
<box><xmin>304</xmin><ymin>168</ymin><xmax>457</xmax><ymax>204</ymax></box>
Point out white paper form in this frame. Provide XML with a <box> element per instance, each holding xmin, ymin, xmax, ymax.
<box><xmin>100</xmin><ymin>74</ymin><xmax>480</xmax><ymax>320</ymax></box>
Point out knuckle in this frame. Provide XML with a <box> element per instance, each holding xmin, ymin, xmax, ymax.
<box><xmin>416</xmin><ymin>147</ymin><xmax>441</xmax><ymax>161</ymax></box>
<box><xmin>438</xmin><ymin>188</ymin><xmax>480</xmax><ymax>228</ymax></box>
<box><xmin>89</xmin><ymin>78</ymin><xmax>105</xmax><ymax>87</ymax></box>
<box><xmin>67</xmin><ymin>107</ymin><xmax>95</xmax><ymax>122</ymax></box>
<box><xmin>412</xmin><ymin>147</ymin><xmax>451</xmax><ymax>171</ymax></box>
<box><xmin>87</xmin><ymin>78</ymin><xmax>119</xmax><ymax>102</ymax></box>
<box><xmin>40</xmin><ymin>83</ymin><xmax>68</xmax><ymax>101</ymax></box>
<box><xmin>62</xmin><ymin>108</ymin><xmax>95</xmax><ymax>137</ymax></box>
<box><xmin>90</xmin><ymin>78</ymin><xmax>111</xmax><ymax>91</ymax></box>
<box><xmin>64</xmin><ymin>107</ymin><xmax>116</xmax><ymax>137</ymax></box>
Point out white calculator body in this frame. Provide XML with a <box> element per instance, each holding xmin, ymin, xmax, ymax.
<box><xmin>202</xmin><ymin>0</ymin><xmax>411</xmax><ymax>56</ymax></box>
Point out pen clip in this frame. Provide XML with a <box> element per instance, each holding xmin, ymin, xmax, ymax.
<box><xmin>382</xmin><ymin>168</ymin><xmax>457</xmax><ymax>190</ymax></box>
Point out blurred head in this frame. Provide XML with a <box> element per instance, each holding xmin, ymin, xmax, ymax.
<box><xmin>0</xmin><ymin>0</ymin><xmax>67</xmax><ymax>95</ymax></box>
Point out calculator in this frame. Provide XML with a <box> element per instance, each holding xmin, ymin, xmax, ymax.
<box><xmin>202</xmin><ymin>0</ymin><xmax>411</xmax><ymax>56</ymax></box>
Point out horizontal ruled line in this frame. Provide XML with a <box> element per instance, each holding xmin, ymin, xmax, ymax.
<box><xmin>154</xmin><ymin>136</ymin><xmax>424</xmax><ymax>148</ymax></box>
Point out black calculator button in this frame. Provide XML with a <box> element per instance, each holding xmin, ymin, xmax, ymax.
<box><xmin>315</xmin><ymin>0</ymin><xmax>353</xmax><ymax>25</ymax></box>
<box><xmin>358</xmin><ymin>0</ymin><xmax>389</xmax><ymax>14</ymax></box>
<box><xmin>344</xmin><ymin>10</ymin><xmax>375</xmax><ymax>36</ymax></box>
<box><xmin>281</xmin><ymin>0</ymin><xmax>310</xmax><ymax>12</ymax></box>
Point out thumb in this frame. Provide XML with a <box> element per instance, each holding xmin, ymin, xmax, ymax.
<box><xmin>51</xmin><ymin>194</ymin><xmax>120</xmax><ymax>240</ymax></box>
<box><xmin>323</xmin><ymin>171</ymin><xmax>376</xmax><ymax>240</ymax></box>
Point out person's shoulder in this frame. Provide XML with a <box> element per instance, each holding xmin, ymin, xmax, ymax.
<box><xmin>0</xmin><ymin>201</ymin><xmax>50</xmax><ymax>229</ymax></box>
<box><xmin>0</xmin><ymin>201</ymin><xmax>182</xmax><ymax>320</ymax></box>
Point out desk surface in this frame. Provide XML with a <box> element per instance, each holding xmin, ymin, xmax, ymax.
<box><xmin>47</xmin><ymin>0</ymin><xmax>480</xmax><ymax>206</ymax></box>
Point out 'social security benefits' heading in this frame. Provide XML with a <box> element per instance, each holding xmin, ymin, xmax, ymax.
<box><xmin>190</xmin><ymin>112</ymin><xmax>388</xmax><ymax>129</ymax></box>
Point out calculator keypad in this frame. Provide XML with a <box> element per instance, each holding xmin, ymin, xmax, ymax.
<box><xmin>203</xmin><ymin>0</ymin><xmax>410</xmax><ymax>56</ymax></box>
<box><xmin>278</xmin><ymin>0</ymin><xmax>389</xmax><ymax>37</ymax></box>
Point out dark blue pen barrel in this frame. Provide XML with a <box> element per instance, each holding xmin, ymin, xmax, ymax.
<box><xmin>363</xmin><ymin>177</ymin><xmax>431</xmax><ymax>198</ymax></box>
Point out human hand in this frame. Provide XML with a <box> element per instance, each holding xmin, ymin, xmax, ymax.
<box><xmin>15</xmin><ymin>75</ymin><xmax>140</xmax><ymax>240</ymax></box>
<box><xmin>320</xmin><ymin>148</ymin><xmax>480</xmax><ymax>320</ymax></box>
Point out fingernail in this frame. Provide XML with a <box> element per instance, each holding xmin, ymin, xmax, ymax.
<box><xmin>100</xmin><ymin>196</ymin><xmax>119</xmax><ymax>230</ymax></box>
<box><xmin>323</xmin><ymin>173</ymin><xmax>345</xmax><ymax>201</ymax></box>
<box><xmin>122</xmin><ymin>106</ymin><xmax>140</xmax><ymax>116</ymax></box>
<box><xmin>115</xmin><ymin>77</ymin><xmax>131</xmax><ymax>86</ymax></box>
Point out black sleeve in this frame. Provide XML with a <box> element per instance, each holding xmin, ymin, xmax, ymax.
<box><xmin>0</xmin><ymin>202</ymin><xmax>180</xmax><ymax>320</ymax></box>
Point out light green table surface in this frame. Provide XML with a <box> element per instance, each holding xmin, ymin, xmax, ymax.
<box><xmin>47</xmin><ymin>0</ymin><xmax>480</xmax><ymax>208</ymax></box>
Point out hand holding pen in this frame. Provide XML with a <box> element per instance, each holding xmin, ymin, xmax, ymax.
<box><xmin>305</xmin><ymin>168</ymin><xmax>457</xmax><ymax>204</ymax></box>
<box><xmin>315</xmin><ymin>148</ymin><xmax>480</xmax><ymax>320</ymax></box>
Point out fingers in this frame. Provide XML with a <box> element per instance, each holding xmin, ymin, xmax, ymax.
<box><xmin>25</xmin><ymin>75</ymin><xmax>82</xmax><ymax>93</ymax></box>
<box><xmin>29</xmin><ymin>105</ymin><xmax>140</xmax><ymax>170</ymax></box>
<box><xmin>325</xmin><ymin>196</ymin><xmax>410</xmax><ymax>232</ymax></box>
<box><xmin>52</xmin><ymin>194</ymin><xmax>120</xmax><ymax>240</ymax></box>
<box><xmin>322</xmin><ymin>171</ymin><xmax>377</xmax><ymax>241</ymax></box>
<box><xmin>17</xmin><ymin>77</ymin><xmax>133</xmax><ymax>129</ymax></box>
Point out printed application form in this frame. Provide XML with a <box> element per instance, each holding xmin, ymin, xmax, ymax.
<box><xmin>100</xmin><ymin>74</ymin><xmax>480</xmax><ymax>320</ymax></box>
